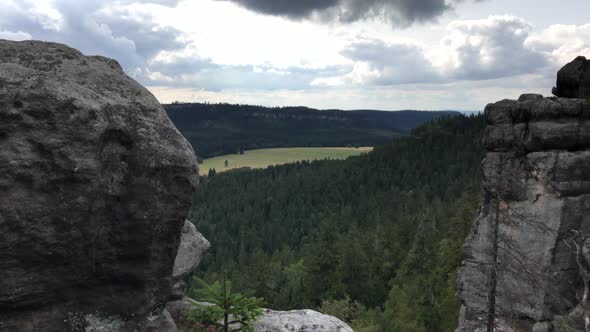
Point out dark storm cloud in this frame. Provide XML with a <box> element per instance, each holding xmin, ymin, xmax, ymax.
<box><xmin>227</xmin><ymin>0</ymin><xmax>339</xmax><ymax>19</ymax></box>
<box><xmin>225</xmin><ymin>0</ymin><xmax>480</xmax><ymax>26</ymax></box>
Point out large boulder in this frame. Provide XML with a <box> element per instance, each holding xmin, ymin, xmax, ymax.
<box><xmin>552</xmin><ymin>56</ymin><xmax>590</xmax><ymax>98</ymax></box>
<box><xmin>0</xmin><ymin>40</ymin><xmax>198</xmax><ymax>330</ymax></box>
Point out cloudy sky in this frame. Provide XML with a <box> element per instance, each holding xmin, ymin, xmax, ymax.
<box><xmin>1</xmin><ymin>0</ymin><xmax>589</xmax><ymax>110</ymax></box>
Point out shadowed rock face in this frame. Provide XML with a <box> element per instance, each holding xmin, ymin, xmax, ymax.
<box><xmin>0</xmin><ymin>40</ymin><xmax>198</xmax><ymax>331</ymax></box>
<box><xmin>456</xmin><ymin>90</ymin><xmax>590</xmax><ymax>330</ymax></box>
<box><xmin>553</xmin><ymin>56</ymin><xmax>590</xmax><ymax>99</ymax></box>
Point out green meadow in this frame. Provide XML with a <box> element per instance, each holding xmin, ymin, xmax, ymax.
<box><xmin>199</xmin><ymin>147</ymin><xmax>372</xmax><ymax>175</ymax></box>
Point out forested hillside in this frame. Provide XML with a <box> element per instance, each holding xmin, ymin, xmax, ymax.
<box><xmin>188</xmin><ymin>115</ymin><xmax>485</xmax><ymax>331</ymax></box>
<box><xmin>165</xmin><ymin>102</ymin><xmax>460</xmax><ymax>158</ymax></box>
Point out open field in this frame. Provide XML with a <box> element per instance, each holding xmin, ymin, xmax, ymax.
<box><xmin>199</xmin><ymin>147</ymin><xmax>372</xmax><ymax>175</ymax></box>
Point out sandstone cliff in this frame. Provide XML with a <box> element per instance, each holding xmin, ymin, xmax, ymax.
<box><xmin>457</xmin><ymin>57</ymin><xmax>590</xmax><ymax>331</ymax></box>
<box><xmin>0</xmin><ymin>40</ymin><xmax>200</xmax><ymax>331</ymax></box>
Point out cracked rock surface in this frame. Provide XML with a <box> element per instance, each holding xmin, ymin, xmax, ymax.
<box><xmin>456</xmin><ymin>92</ymin><xmax>590</xmax><ymax>331</ymax></box>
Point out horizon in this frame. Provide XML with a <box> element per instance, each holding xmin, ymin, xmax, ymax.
<box><xmin>164</xmin><ymin>100</ymin><xmax>482</xmax><ymax>112</ymax></box>
<box><xmin>0</xmin><ymin>0</ymin><xmax>588</xmax><ymax>110</ymax></box>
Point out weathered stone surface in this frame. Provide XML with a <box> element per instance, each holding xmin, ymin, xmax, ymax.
<box><xmin>457</xmin><ymin>92</ymin><xmax>590</xmax><ymax>330</ymax></box>
<box><xmin>532</xmin><ymin>321</ymin><xmax>553</xmax><ymax>332</ymax></box>
<box><xmin>166</xmin><ymin>298</ymin><xmax>353</xmax><ymax>332</ymax></box>
<box><xmin>143</xmin><ymin>309</ymin><xmax>177</xmax><ymax>332</ymax></box>
<box><xmin>0</xmin><ymin>40</ymin><xmax>198</xmax><ymax>331</ymax></box>
<box><xmin>552</xmin><ymin>56</ymin><xmax>590</xmax><ymax>98</ymax></box>
<box><xmin>254</xmin><ymin>309</ymin><xmax>353</xmax><ymax>332</ymax></box>
<box><xmin>171</xmin><ymin>220</ymin><xmax>210</xmax><ymax>300</ymax></box>
<box><xmin>165</xmin><ymin>298</ymin><xmax>195</xmax><ymax>329</ymax></box>
<box><xmin>173</xmin><ymin>220</ymin><xmax>210</xmax><ymax>279</ymax></box>
<box><xmin>483</xmin><ymin>97</ymin><xmax>590</xmax><ymax>152</ymax></box>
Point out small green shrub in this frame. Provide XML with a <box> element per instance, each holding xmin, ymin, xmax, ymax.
<box><xmin>185</xmin><ymin>274</ymin><xmax>264</xmax><ymax>332</ymax></box>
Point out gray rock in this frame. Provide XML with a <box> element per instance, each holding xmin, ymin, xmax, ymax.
<box><xmin>552</xmin><ymin>56</ymin><xmax>590</xmax><ymax>98</ymax></box>
<box><xmin>566</xmin><ymin>305</ymin><xmax>588</xmax><ymax>332</ymax></box>
<box><xmin>532</xmin><ymin>321</ymin><xmax>554</xmax><ymax>332</ymax></box>
<box><xmin>457</xmin><ymin>90</ymin><xmax>590</xmax><ymax>329</ymax></box>
<box><xmin>80</xmin><ymin>314</ymin><xmax>126</xmax><ymax>332</ymax></box>
<box><xmin>143</xmin><ymin>309</ymin><xmax>177</xmax><ymax>332</ymax></box>
<box><xmin>254</xmin><ymin>309</ymin><xmax>353</xmax><ymax>332</ymax></box>
<box><xmin>482</xmin><ymin>95</ymin><xmax>590</xmax><ymax>152</ymax></box>
<box><xmin>166</xmin><ymin>297</ymin><xmax>353</xmax><ymax>332</ymax></box>
<box><xmin>0</xmin><ymin>40</ymin><xmax>198</xmax><ymax>331</ymax></box>
<box><xmin>173</xmin><ymin>220</ymin><xmax>210</xmax><ymax>279</ymax></box>
<box><xmin>165</xmin><ymin>298</ymin><xmax>195</xmax><ymax>328</ymax></box>
<box><xmin>518</xmin><ymin>94</ymin><xmax>544</xmax><ymax>102</ymax></box>
<box><xmin>171</xmin><ymin>220</ymin><xmax>210</xmax><ymax>299</ymax></box>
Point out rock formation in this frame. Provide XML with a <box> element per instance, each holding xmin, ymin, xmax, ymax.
<box><xmin>457</xmin><ymin>58</ymin><xmax>590</xmax><ymax>331</ymax></box>
<box><xmin>253</xmin><ymin>309</ymin><xmax>353</xmax><ymax>332</ymax></box>
<box><xmin>171</xmin><ymin>220</ymin><xmax>210</xmax><ymax>300</ymax></box>
<box><xmin>553</xmin><ymin>56</ymin><xmax>590</xmax><ymax>99</ymax></box>
<box><xmin>0</xmin><ymin>40</ymin><xmax>199</xmax><ymax>331</ymax></box>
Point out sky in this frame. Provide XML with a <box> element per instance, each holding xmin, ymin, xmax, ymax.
<box><xmin>0</xmin><ymin>0</ymin><xmax>589</xmax><ymax>111</ymax></box>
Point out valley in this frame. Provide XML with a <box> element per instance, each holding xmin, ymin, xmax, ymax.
<box><xmin>187</xmin><ymin>115</ymin><xmax>485</xmax><ymax>331</ymax></box>
<box><xmin>2</xmin><ymin>3</ymin><xmax>587</xmax><ymax>329</ymax></box>
<box><xmin>165</xmin><ymin>102</ymin><xmax>459</xmax><ymax>159</ymax></box>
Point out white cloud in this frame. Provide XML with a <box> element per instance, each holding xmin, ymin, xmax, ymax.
<box><xmin>438</xmin><ymin>15</ymin><xmax>547</xmax><ymax>80</ymax></box>
<box><xmin>150</xmin><ymin>0</ymin><xmax>351</xmax><ymax>69</ymax></box>
<box><xmin>314</xmin><ymin>15</ymin><xmax>550</xmax><ymax>87</ymax></box>
<box><xmin>525</xmin><ymin>23</ymin><xmax>590</xmax><ymax>67</ymax></box>
<box><xmin>0</xmin><ymin>0</ymin><xmax>187</xmax><ymax>72</ymax></box>
<box><xmin>1</xmin><ymin>0</ymin><xmax>590</xmax><ymax>110</ymax></box>
<box><xmin>0</xmin><ymin>29</ymin><xmax>31</xmax><ymax>40</ymax></box>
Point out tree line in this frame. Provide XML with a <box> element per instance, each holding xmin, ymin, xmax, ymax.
<box><xmin>165</xmin><ymin>102</ymin><xmax>460</xmax><ymax>159</ymax></box>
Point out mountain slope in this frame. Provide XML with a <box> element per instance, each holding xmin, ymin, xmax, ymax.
<box><xmin>165</xmin><ymin>103</ymin><xmax>460</xmax><ymax>158</ymax></box>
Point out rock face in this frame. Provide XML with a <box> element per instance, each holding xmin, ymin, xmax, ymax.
<box><xmin>0</xmin><ymin>40</ymin><xmax>198</xmax><ymax>331</ymax></box>
<box><xmin>552</xmin><ymin>56</ymin><xmax>590</xmax><ymax>98</ymax></box>
<box><xmin>456</xmin><ymin>64</ymin><xmax>590</xmax><ymax>330</ymax></box>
